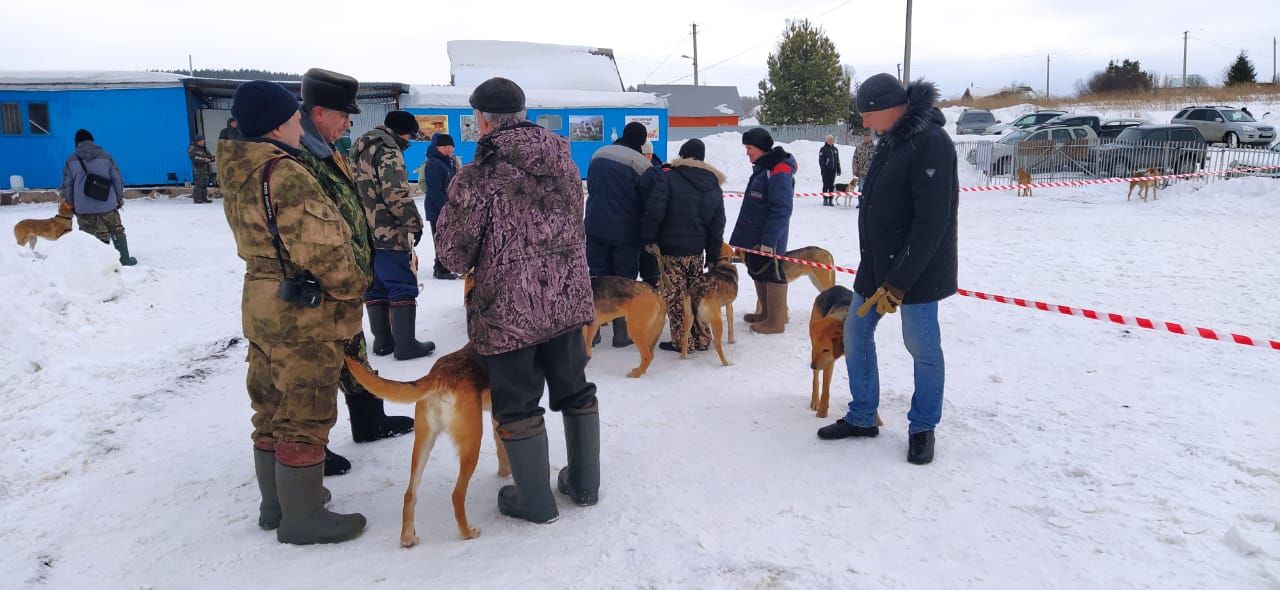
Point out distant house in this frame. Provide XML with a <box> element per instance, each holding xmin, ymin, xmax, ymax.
<box><xmin>636</xmin><ymin>84</ymin><xmax>742</xmax><ymax>128</ymax></box>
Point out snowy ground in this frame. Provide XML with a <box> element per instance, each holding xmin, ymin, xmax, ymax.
<box><xmin>2</xmin><ymin>137</ymin><xmax>1279</xmax><ymax>589</ymax></box>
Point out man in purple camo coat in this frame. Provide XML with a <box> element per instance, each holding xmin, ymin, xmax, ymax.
<box><xmin>435</xmin><ymin>77</ymin><xmax>599</xmax><ymax>525</ymax></box>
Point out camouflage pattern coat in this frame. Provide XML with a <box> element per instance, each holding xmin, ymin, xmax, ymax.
<box><xmin>436</xmin><ymin>122</ymin><xmax>594</xmax><ymax>356</ymax></box>
<box><xmin>852</xmin><ymin>142</ymin><xmax>875</xmax><ymax>179</ymax></box>
<box><xmin>295</xmin><ymin>148</ymin><xmax>373</xmax><ymax>278</ymax></box>
<box><xmin>351</xmin><ymin>126</ymin><xmax>423</xmax><ymax>251</ymax></box>
<box><xmin>218</xmin><ymin>138</ymin><xmax>369</xmax><ymax>343</ymax></box>
<box><xmin>188</xmin><ymin>142</ymin><xmax>215</xmax><ymax>174</ymax></box>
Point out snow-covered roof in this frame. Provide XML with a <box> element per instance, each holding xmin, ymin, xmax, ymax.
<box><xmin>447</xmin><ymin>40</ymin><xmax>624</xmax><ymax>92</ymax></box>
<box><xmin>405</xmin><ymin>84</ymin><xmax>663</xmax><ymax>109</ymax></box>
<box><xmin>0</xmin><ymin>71</ymin><xmax>187</xmax><ymax>90</ymax></box>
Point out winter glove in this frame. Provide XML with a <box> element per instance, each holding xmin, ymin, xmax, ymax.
<box><xmin>644</xmin><ymin>243</ymin><xmax>660</xmax><ymax>256</ymax></box>
<box><xmin>412</xmin><ymin>230</ymin><xmax>423</xmax><ymax>247</ymax></box>
<box><xmin>856</xmin><ymin>283</ymin><xmax>905</xmax><ymax>317</ymax></box>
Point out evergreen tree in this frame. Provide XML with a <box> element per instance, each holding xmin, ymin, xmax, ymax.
<box><xmin>1085</xmin><ymin>59</ymin><xmax>1153</xmax><ymax>94</ymax></box>
<box><xmin>1225</xmin><ymin>51</ymin><xmax>1257</xmax><ymax>86</ymax></box>
<box><xmin>757</xmin><ymin>19</ymin><xmax>849</xmax><ymax>125</ymax></box>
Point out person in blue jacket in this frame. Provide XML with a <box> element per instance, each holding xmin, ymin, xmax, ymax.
<box><xmin>422</xmin><ymin>133</ymin><xmax>459</xmax><ymax>280</ymax></box>
<box><xmin>585</xmin><ymin>121</ymin><xmax>652</xmax><ymax>347</ymax></box>
<box><xmin>727</xmin><ymin>127</ymin><xmax>796</xmax><ymax>335</ymax></box>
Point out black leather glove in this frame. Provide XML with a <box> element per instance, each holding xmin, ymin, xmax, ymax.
<box><xmin>412</xmin><ymin>230</ymin><xmax>423</xmax><ymax>247</ymax></box>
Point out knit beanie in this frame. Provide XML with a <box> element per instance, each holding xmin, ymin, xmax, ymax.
<box><xmin>384</xmin><ymin>110</ymin><xmax>421</xmax><ymax>137</ymax></box>
<box><xmin>618</xmin><ymin>122</ymin><xmax>648</xmax><ymax>152</ymax></box>
<box><xmin>678</xmin><ymin>138</ymin><xmax>706</xmax><ymax>161</ymax></box>
<box><xmin>74</xmin><ymin>129</ymin><xmax>93</xmax><ymax>144</ymax></box>
<box><xmin>742</xmin><ymin>127</ymin><xmax>773</xmax><ymax>152</ymax></box>
<box><xmin>231</xmin><ymin>81</ymin><xmax>300</xmax><ymax>138</ymax></box>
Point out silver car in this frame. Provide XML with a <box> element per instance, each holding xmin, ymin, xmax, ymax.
<box><xmin>1171</xmin><ymin>106</ymin><xmax>1275</xmax><ymax>147</ymax></box>
<box><xmin>955</xmin><ymin>109</ymin><xmax>997</xmax><ymax>135</ymax></box>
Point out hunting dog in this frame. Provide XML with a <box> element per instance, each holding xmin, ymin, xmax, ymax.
<box><xmin>744</xmin><ymin>246</ymin><xmax>838</xmax><ymax>322</ymax></box>
<box><xmin>1016</xmin><ymin>168</ymin><xmax>1033</xmax><ymax>197</ymax></box>
<box><xmin>678</xmin><ymin>254</ymin><xmax>739</xmax><ymax>366</ymax></box>
<box><xmin>1128</xmin><ymin>168</ymin><xmax>1160</xmax><ymax>202</ymax></box>
<box><xmin>808</xmin><ymin>285</ymin><xmax>884</xmax><ymax>425</ymax></box>
<box><xmin>343</xmin><ymin>346</ymin><xmax>510</xmax><ymax>548</ymax></box>
<box><xmin>584</xmin><ymin>276</ymin><xmax>665</xmax><ymax>378</ymax></box>
<box><xmin>833</xmin><ymin>182</ymin><xmax>855</xmax><ymax>207</ymax></box>
<box><xmin>13</xmin><ymin>200</ymin><xmax>75</xmax><ymax>252</ymax></box>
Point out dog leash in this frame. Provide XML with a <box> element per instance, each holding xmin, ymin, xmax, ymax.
<box><xmin>648</xmin><ymin>245</ymin><xmax>675</xmax><ymax>295</ymax></box>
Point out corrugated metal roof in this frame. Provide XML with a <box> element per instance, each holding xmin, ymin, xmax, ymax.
<box><xmin>0</xmin><ymin>70</ymin><xmax>186</xmax><ymax>90</ymax></box>
<box><xmin>636</xmin><ymin>85</ymin><xmax>742</xmax><ymax>118</ymax></box>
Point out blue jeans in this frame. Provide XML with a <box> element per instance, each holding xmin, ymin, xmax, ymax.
<box><xmin>844</xmin><ymin>292</ymin><xmax>945</xmax><ymax>434</ymax></box>
<box><xmin>365</xmin><ymin>249</ymin><xmax>419</xmax><ymax>303</ymax></box>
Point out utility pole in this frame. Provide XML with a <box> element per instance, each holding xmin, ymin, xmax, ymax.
<box><xmin>897</xmin><ymin>63</ymin><xmax>902</xmax><ymax>80</ymax></box>
<box><xmin>188</xmin><ymin>54</ymin><xmax>194</xmax><ymax>77</ymax></box>
<box><xmin>902</xmin><ymin>0</ymin><xmax>913</xmax><ymax>84</ymax></box>
<box><xmin>692</xmin><ymin>23</ymin><xmax>700</xmax><ymax>86</ymax></box>
<box><xmin>1045</xmin><ymin>54</ymin><xmax>1050</xmax><ymax>99</ymax></box>
<box><xmin>1273</xmin><ymin>36</ymin><xmax>1276</xmax><ymax>84</ymax></box>
<box><xmin>1182</xmin><ymin>30</ymin><xmax>1188</xmax><ymax>87</ymax></box>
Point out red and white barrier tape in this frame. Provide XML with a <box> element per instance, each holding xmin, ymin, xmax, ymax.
<box><xmin>730</xmin><ymin>246</ymin><xmax>1280</xmax><ymax>351</ymax></box>
<box><xmin>721</xmin><ymin>163</ymin><xmax>1280</xmax><ymax>198</ymax></box>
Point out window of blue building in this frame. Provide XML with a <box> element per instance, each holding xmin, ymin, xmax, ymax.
<box><xmin>1</xmin><ymin>103</ymin><xmax>21</xmax><ymax>135</ymax></box>
<box><xmin>28</xmin><ymin>103</ymin><xmax>50</xmax><ymax>135</ymax></box>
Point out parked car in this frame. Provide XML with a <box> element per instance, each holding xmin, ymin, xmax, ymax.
<box><xmin>1098</xmin><ymin>118</ymin><xmax>1145</xmax><ymax>139</ymax></box>
<box><xmin>955</xmin><ymin>109</ymin><xmax>998</xmax><ymax>135</ymax></box>
<box><xmin>979</xmin><ymin>124</ymin><xmax>1097</xmax><ymax>175</ymax></box>
<box><xmin>1094</xmin><ymin>124</ymin><xmax>1207</xmax><ymax>178</ymax></box>
<box><xmin>1225</xmin><ymin>140</ymin><xmax>1280</xmax><ymax>178</ymax></box>
<box><xmin>1171</xmin><ymin>106</ymin><xmax>1276</xmax><ymax>147</ymax></box>
<box><xmin>1037</xmin><ymin>114</ymin><xmax>1101</xmax><ymax>134</ymax></box>
<box><xmin>985</xmin><ymin>109</ymin><xmax>1068</xmax><ymax>135</ymax></box>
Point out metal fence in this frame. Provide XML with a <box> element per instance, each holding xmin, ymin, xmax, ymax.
<box><xmin>669</xmin><ymin>124</ymin><xmax>853</xmax><ymax>144</ymax></box>
<box><xmin>956</xmin><ymin>137</ymin><xmax>1280</xmax><ymax>186</ymax></box>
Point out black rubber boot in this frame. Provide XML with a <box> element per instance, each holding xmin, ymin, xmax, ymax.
<box><xmin>497</xmin><ymin>418</ymin><xmax>559</xmax><ymax>524</ymax></box>
<box><xmin>390</xmin><ymin>304</ymin><xmax>435</xmax><ymax>360</ymax></box>
<box><xmin>557</xmin><ymin>408</ymin><xmax>600</xmax><ymax>507</ymax></box>
<box><xmin>276</xmin><ymin>462</ymin><xmax>366</xmax><ymax>544</ymax></box>
<box><xmin>817</xmin><ymin>419</ymin><xmax>879</xmax><ymax>440</ymax></box>
<box><xmin>611</xmin><ymin>317</ymin><xmax>632</xmax><ymax>348</ymax></box>
<box><xmin>366</xmin><ymin>303</ymin><xmax>395</xmax><ymax>357</ymax></box>
<box><xmin>110</xmin><ymin>233</ymin><xmax>137</xmax><ymax>266</ymax></box>
<box><xmin>908</xmin><ymin>430</ymin><xmax>935</xmax><ymax>465</ymax></box>
<box><xmin>254</xmin><ymin>448</ymin><xmax>282</xmax><ymax>530</ymax></box>
<box><xmin>324</xmin><ymin>447</ymin><xmax>350</xmax><ymax>476</ymax></box>
<box><xmin>345</xmin><ymin>392</ymin><xmax>413</xmax><ymax>443</ymax></box>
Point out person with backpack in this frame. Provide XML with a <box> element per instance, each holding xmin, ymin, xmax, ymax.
<box><xmin>61</xmin><ymin>129</ymin><xmax>136</xmax><ymax>266</ymax></box>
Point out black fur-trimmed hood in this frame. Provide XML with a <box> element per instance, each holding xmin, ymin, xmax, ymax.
<box><xmin>880</xmin><ymin>80</ymin><xmax>944</xmax><ymax>148</ymax></box>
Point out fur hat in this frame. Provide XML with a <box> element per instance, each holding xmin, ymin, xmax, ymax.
<box><xmin>301</xmin><ymin>68</ymin><xmax>362</xmax><ymax>114</ymax></box>
<box><xmin>678</xmin><ymin>138</ymin><xmax>706</xmax><ymax>161</ymax></box>
<box><xmin>857</xmin><ymin>73</ymin><xmax>908</xmax><ymax>113</ymax></box>
<box><xmin>231</xmin><ymin>81</ymin><xmax>300</xmax><ymax>138</ymax></box>
<box><xmin>469</xmin><ymin>77</ymin><xmax>526</xmax><ymax>114</ymax></box>
<box><xmin>384</xmin><ymin>110</ymin><xmax>420</xmax><ymax>138</ymax></box>
<box><xmin>741</xmin><ymin>127</ymin><xmax>773</xmax><ymax>152</ymax></box>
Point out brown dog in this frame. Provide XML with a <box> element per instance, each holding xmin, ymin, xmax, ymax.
<box><xmin>1127</xmin><ymin>168</ymin><xmax>1160</xmax><ymax>202</ymax></box>
<box><xmin>583</xmin><ymin>276</ymin><xmax>665</xmax><ymax>378</ymax></box>
<box><xmin>13</xmin><ymin>201</ymin><xmax>75</xmax><ymax>251</ymax></box>
<box><xmin>807</xmin><ymin>286</ymin><xmax>883</xmax><ymax>426</ymax></box>
<box><xmin>342</xmin><ymin>346</ymin><xmax>510</xmax><ymax>548</ymax></box>
<box><xmin>1016</xmin><ymin>168</ymin><xmax>1033</xmax><ymax>197</ymax></box>
<box><xmin>833</xmin><ymin>182</ymin><xmax>855</xmax><ymax>207</ymax></box>
<box><xmin>680</xmin><ymin>255</ymin><xmax>738</xmax><ymax>365</ymax></box>
<box><xmin>745</xmin><ymin>246</ymin><xmax>838</xmax><ymax>322</ymax></box>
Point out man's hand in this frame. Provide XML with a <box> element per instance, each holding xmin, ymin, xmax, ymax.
<box><xmin>412</xmin><ymin>230</ymin><xmax>423</xmax><ymax>247</ymax></box>
<box><xmin>644</xmin><ymin>243</ymin><xmax>660</xmax><ymax>256</ymax></box>
<box><xmin>855</xmin><ymin>283</ymin><xmax>905</xmax><ymax>317</ymax></box>
<box><xmin>758</xmin><ymin>244</ymin><xmax>774</xmax><ymax>254</ymax></box>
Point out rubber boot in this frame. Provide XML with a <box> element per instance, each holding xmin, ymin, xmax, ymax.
<box><xmin>496</xmin><ymin>418</ymin><xmax>559</xmax><ymax>524</ymax></box>
<box><xmin>390</xmin><ymin>304</ymin><xmax>435</xmax><ymax>360</ymax></box>
<box><xmin>254</xmin><ymin>448</ymin><xmax>282</xmax><ymax>530</ymax></box>
<box><xmin>110</xmin><ymin>233</ymin><xmax>137</xmax><ymax>266</ymax></box>
<box><xmin>366</xmin><ymin>302</ymin><xmax>395</xmax><ymax>357</ymax></box>
<box><xmin>610</xmin><ymin>317</ymin><xmax>632</xmax><ymax>348</ymax></box>
<box><xmin>744</xmin><ymin>280</ymin><xmax>768</xmax><ymax>323</ymax></box>
<box><xmin>275</xmin><ymin>445</ymin><xmax>366</xmax><ymax>545</ymax></box>
<box><xmin>750</xmin><ymin>282</ymin><xmax>788</xmax><ymax>334</ymax></box>
<box><xmin>324</xmin><ymin>447</ymin><xmax>350</xmax><ymax>476</ymax></box>
<box><xmin>557</xmin><ymin>408</ymin><xmax>600</xmax><ymax>506</ymax></box>
<box><xmin>345</xmin><ymin>392</ymin><xmax>413</xmax><ymax>443</ymax></box>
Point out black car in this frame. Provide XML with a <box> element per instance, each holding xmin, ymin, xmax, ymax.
<box><xmin>1094</xmin><ymin>124</ymin><xmax>1207</xmax><ymax>177</ymax></box>
<box><xmin>1098</xmin><ymin>118</ymin><xmax>1145</xmax><ymax>139</ymax></box>
<box><xmin>1037</xmin><ymin>114</ymin><xmax>1102</xmax><ymax>134</ymax></box>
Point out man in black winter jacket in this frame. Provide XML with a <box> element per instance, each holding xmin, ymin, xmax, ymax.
<box><xmin>818</xmin><ymin>135</ymin><xmax>841</xmax><ymax>206</ymax></box>
<box><xmin>816</xmin><ymin>73</ymin><xmax>958</xmax><ymax>466</ymax></box>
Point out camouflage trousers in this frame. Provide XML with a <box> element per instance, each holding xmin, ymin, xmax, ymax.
<box><xmin>659</xmin><ymin>254</ymin><xmax>710</xmax><ymax>351</ymax></box>
<box><xmin>192</xmin><ymin>169</ymin><xmax>209</xmax><ymax>202</ymax></box>
<box><xmin>246</xmin><ymin>339</ymin><xmax>343</xmax><ymax>447</ymax></box>
<box><xmin>77</xmin><ymin>210</ymin><xmax>125</xmax><ymax>243</ymax></box>
<box><xmin>338</xmin><ymin>332</ymin><xmax>377</xmax><ymax>402</ymax></box>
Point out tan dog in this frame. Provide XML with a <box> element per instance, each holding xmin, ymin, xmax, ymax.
<box><xmin>1016</xmin><ymin>168</ymin><xmax>1033</xmax><ymax>197</ymax></box>
<box><xmin>807</xmin><ymin>286</ymin><xmax>886</xmax><ymax>424</ymax></box>
<box><xmin>343</xmin><ymin>346</ymin><xmax>510</xmax><ymax>548</ymax></box>
<box><xmin>13</xmin><ymin>201</ymin><xmax>75</xmax><ymax>251</ymax></box>
<box><xmin>1127</xmin><ymin>168</ymin><xmax>1160</xmax><ymax>202</ymax></box>
<box><xmin>834</xmin><ymin>182</ymin><xmax>856</xmax><ymax>207</ymax></box>
<box><xmin>744</xmin><ymin>246</ymin><xmax>838</xmax><ymax>322</ymax></box>
<box><xmin>583</xmin><ymin>277</ymin><xmax>665</xmax><ymax>378</ymax></box>
<box><xmin>679</xmin><ymin>255</ymin><xmax>738</xmax><ymax>365</ymax></box>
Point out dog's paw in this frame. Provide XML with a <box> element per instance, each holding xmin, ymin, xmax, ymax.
<box><xmin>460</xmin><ymin>527</ymin><xmax>481</xmax><ymax>540</ymax></box>
<box><xmin>816</xmin><ymin>409</ymin><xmax>829</xmax><ymax>419</ymax></box>
<box><xmin>401</xmin><ymin>534</ymin><xmax>421</xmax><ymax>548</ymax></box>
<box><xmin>497</xmin><ymin>467</ymin><xmax>511</xmax><ymax>477</ymax></box>
<box><xmin>626</xmin><ymin>368</ymin><xmax>644</xmax><ymax>378</ymax></box>
<box><xmin>720</xmin><ymin>360</ymin><xmax>733</xmax><ymax>367</ymax></box>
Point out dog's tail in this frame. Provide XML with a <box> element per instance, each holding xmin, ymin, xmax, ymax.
<box><xmin>343</xmin><ymin>356</ymin><xmax>432</xmax><ymax>404</ymax></box>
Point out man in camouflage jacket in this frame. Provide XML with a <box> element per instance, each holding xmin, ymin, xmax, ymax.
<box><xmin>351</xmin><ymin>110</ymin><xmax>435</xmax><ymax>361</ymax></box>
<box><xmin>297</xmin><ymin>69</ymin><xmax>413</xmax><ymax>475</ymax></box>
<box><xmin>219</xmin><ymin>80</ymin><xmax>366</xmax><ymax>545</ymax></box>
<box><xmin>188</xmin><ymin>135</ymin><xmax>215</xmax><ymax>204</ymax></box>
<box><xmin>852</xmin><ymin>133</ymin><xmax>876</xmax><ymax>206</ymax></box>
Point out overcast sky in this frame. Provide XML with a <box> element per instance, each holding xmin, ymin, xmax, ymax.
<box><xmin>6</xmin><ymin>0</ymin><xmax>1278</xmax><ymax>98</ymax></box>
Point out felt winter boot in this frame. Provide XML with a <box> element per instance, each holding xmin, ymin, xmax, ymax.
<box><xmin>750</xmin><ymin>282</ymin><xmax>788</xmax><ymax>334</ymax></box>
<box><xmin>744</xmin><ymin>280</ymin><xmax>768</xmax><ymax>323</ymax></box>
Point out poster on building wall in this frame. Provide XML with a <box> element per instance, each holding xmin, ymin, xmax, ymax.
<box><xmin>569</xmin><ymin>115</ymin><xmax>604</xmax><ymax>142</ymax></box>
<box><xmin>624</xmin><ymin>115</ymin><xmax>660</xmax><ymax>142</ymax></box>
<box><xmin>415</xmin><ymin>115</ymin><xmax>449</xmax><ymax>138</ymax></box>
<box><xmin>459</xmin><ymin>115</ymin><xmax>479</xmax><ymax>142</ymax></box>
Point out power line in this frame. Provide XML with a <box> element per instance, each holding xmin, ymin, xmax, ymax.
<box><xmin>641</xmin><ymin>33</ymin><xmax>691</xmax><ymax>84</ymax></box>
